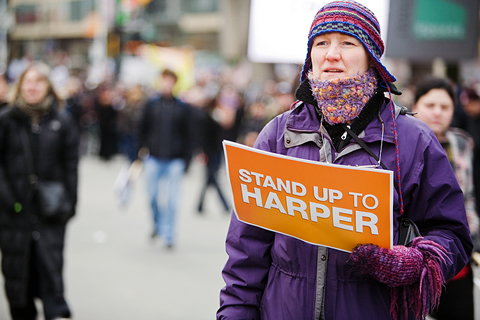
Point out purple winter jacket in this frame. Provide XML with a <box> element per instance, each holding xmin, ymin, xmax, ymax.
<box><xmin>217</xmin><ymin>99</ymin><xmax>473</xmax><ymax>320</ymax></box>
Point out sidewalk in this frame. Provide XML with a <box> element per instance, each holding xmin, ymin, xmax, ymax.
<box><xmin>0</xmin><ymin>155</ymin><xmax>232</xmax><ymax>320</ymax></box>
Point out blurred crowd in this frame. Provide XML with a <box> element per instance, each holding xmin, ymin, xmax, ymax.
<box><xmin>2</xmin><ymin>51</ymin><xmax>480</xmax><ymax>174</ymax></box>
<box><xmin>1</xmin><ymin>52</ymin><xmax>298</xmax><ymax>165</ymax></box>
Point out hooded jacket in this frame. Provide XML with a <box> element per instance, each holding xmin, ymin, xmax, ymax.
<box><xmin>217</xmin><ymin>85</ymin><xmax>472</xmax><ymax>319</ymax></box>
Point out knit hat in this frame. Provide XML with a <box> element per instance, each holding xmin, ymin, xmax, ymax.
<box><xmin>301</xmin><ymin>1</ymin><xmax>396</xmax><ymax>84</ymax></box>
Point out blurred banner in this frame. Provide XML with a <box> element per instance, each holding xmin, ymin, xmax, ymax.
<box><xmin>247</xmin><ymin>0</ymin><xmax>390</xmax><ymax>64</ymax></box>
<box><xmin>119</xmin><ymin>45</ymin><xmax>195</xmax><ymax>94</ymax></box>
<box><xmin>385</xmin><ymin>0</ymin><xmax>479</xmax><ymax>60</ymax></box>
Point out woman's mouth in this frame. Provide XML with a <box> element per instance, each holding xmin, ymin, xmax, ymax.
<box><xmin>324</xmin><ymin>69</ymin><xmax>343</xmax><ymax>73</ymax></box>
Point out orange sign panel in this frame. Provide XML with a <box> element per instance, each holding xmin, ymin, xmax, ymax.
<box><xmin>223</xmin><ymin>141</ymin><xmax>393</xmax><ymax>252</ymax></box>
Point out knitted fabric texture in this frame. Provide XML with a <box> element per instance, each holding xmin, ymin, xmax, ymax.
<box><xmin>300</xmin><ymin>0</ymin><xmax>395</xmax><ymax>84</ymax></box>
<box><xmin>308</xmin><ymin>68</ymin><xmax>377</xmax><ymax>125</ymax></box>
<box><xmin>349</xmin><ymin>237</ymin><xmax>449</xmax><ymax>320</ymax></box>
<box><xmin>15</xmin><ymin>94</ymin><xmax>53</xmax><ymax>124</ymax></box>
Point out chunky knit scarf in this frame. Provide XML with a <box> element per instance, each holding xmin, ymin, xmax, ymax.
<box><xmin>15</xmin><ymin>94</ymin><xmax>53</xmax><ymax>124</ymax></box>
<box><xmin>308</xmin><ymin>68</ymin><xmax>378</xmax><ymax>125</ymax></box>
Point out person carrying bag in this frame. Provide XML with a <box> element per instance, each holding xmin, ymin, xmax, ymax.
<box><xmin>0</xmin><ymin>62</ymin><xmax>79</xmax><ymax>320</ymax></box>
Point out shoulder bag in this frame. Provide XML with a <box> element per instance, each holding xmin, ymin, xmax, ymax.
<box><xmin>19</xmin><ymin>124</ymin><xmax>74</xmax><ymax>223</ymax></box>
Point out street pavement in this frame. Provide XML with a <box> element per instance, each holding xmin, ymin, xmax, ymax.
<box><xmin>0</xmin><ymin>154</ymin><xmax>480</xmax><ymax>319</ymax></box>
<box><xmin>0</xmin><ymin>155</ymin><xmax>232</xmax><ymax>320</ymax></box>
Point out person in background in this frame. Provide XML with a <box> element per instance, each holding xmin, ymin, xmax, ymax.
<box><xmin>117</xmin><ymin>84</ymin><xmax>146</xmax><ymax>163</ymax></box>
<box><xmin>0</xmin><ymin>62</ymin><xmax>79</xmax><ymax>320</ymax></box>
<box><xmin>138</xmin><ymin>69</ymin><xmax>194</xmax><ymax>248</ymax></box>
<box><xmin>458</xmin><ymin>87</ymin><xmax>480</xmax><ymax>213</ymax></box>
<box><xmin>272</xmin><ymin>80</ymin><xmax>295</xmax><ymax>116</ymax></box>
<box><xmin>95</xmin><ymin>82</ymin><xmax>118</xmax><ymax>161</ymax></box>
<box><xmin>64</xmin><ymin>76</ymin><xmax>83</xmax><ymax>130</ymax></box>
<box><xmin>216</xmin><ymin>84</ymin><xmax>244</xmax><ymax>143</ymax></box>
<box><xmin>412</xmin><ymin>76</ymin><xmax>479</xmax><ymax>320</ymax></box>
<box><xmin>0</xmin><ymin>74</ymin><xmax>9</xmax><ymax>111</ymax></box>
<box><xmin>238</xmin><ymin>100</ymin><xmax>269</xmax><ymax>147</ymax></box>
<box><xmin>196</xmin><ymin>96</ymin><xmax>230</xmax><ymax>214</ymax></box>
<box><xmin>217</xmin><ymin>2</ymin><xmax>472</xmax><ymax>319</ymax></box>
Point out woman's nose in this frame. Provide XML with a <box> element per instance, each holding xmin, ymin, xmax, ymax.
<box><xmin>325</xmin><ymin>44</ymin><xmax>341</xmax><ymax>61</ymax></box>
<box><xmin>432</xmin><ymin>105</ymin><xmax>443</xmax><ymax>116</ymax></box>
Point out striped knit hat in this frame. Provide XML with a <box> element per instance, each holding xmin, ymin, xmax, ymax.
<box><xmin>301</xmin><ymin>1</ymin><xmax>396</xmax><ymax>84</ymax></box>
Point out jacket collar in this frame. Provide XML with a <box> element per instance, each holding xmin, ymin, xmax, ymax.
<box><xmin>9</xmin><ymin>101</ymin><xmax>59</xmax><ymax>123</ymax></box>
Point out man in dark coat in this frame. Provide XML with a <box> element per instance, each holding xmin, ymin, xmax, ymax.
<box><xmin>138</xmin><ymin>69</ymin><xmax>194</xmax><ymax>248</ymax></box>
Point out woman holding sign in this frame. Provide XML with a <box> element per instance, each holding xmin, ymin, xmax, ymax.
<box><xmin>218</xmin><ymin>1</ymin><xmax>472</xmax><ymax>320</ymax></box>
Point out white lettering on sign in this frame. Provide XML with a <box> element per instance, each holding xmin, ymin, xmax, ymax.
<box><xmin>277</xmin><ymin>178</ymin><xmax>291</xmax><ymax>193</ymax></box>
<box><xmin>241</xmin><ymin>184</ymin><xmax>262</xmax><ymax>206</ymax></box>
<box><xmin>313</xmin><ymin>187</ymin><xmax>328</xmax><ymax>202</ymax></box>
<box><xmin>329</xmin><ymin>189</ymin><xmax>343</xmax><ymax>203</ymax></box>
<box><xmin>292</xmin><ymin>182</ymin><xmax>306</xmax><ymax>196</ymax></box>
<box><xmin>264</xmin><ymin>192</ymin><xmax>286</xmax><ymax>214</ymax></box>
<box><xmin>349</xmin><ymin>192</ymin><xmax>362</xmax><ymax>207</ymax></box>
<box><xmin>310</xmin><ymin>202</ymin><xmax>330</xmax><ymax>221</ymax></box>
<box><xmin>286</xmin><ymin>196</ymin><xmax>308</xmax><ymax>219</ymax></box>
<box><xmin>239</xmin><ymin>183</ymin><xmax>379</xmax><ymax>235</ymax></box>
<box><xmin>333</xmin><ymin>207</ymin><xmax>353</xmax><ymax>231</ymax></box>
<box><xmin>356</xmin><ymin>211</ymin><xmax>379</xmax><ymax>235</ymax></box>
<box><xmin>239</xmin><ymin>169</ymin><xmax>252</xmax><ymax>183</ymax></box>
<box><xmin>362</xmin><ymin>194</ymin><xmax>379</xmax><ymax>210</ymax></box>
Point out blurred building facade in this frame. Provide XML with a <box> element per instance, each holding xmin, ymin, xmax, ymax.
<box><xmin>2</xmin><ymin>0</ymin><xmax>480</xmax><ymax>92</ymax></box>
<box><xmin>5</xmin><ymin>0</ymin><xmax>250</xmax><ymax>71</ymax></box>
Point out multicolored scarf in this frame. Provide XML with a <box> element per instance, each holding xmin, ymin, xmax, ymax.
<box><xmin>308</xmin><ymin>68</ymin><xmax>378</xmax><ymax>125</ymax></box>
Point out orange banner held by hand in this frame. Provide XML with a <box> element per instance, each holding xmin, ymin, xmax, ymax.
<box><xmin>223</xmin><ymin>140</ymin><xmax>393</xmax><ymax>252</ymax></box>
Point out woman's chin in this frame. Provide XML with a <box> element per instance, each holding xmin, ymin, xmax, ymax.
<box><xmin>321</xmin><ymin>73</ymin><xmax>345</xmax><ymax>81</ymax></box>
<box><xmin>23</xmin><ymin>96</ymin><xmax>45</xmax><ymax>104</ymax></box>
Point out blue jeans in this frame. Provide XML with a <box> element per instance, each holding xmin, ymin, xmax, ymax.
<box><xmin>144</xmin><ymin>156</ymin><xmax>185</xmax><ymax>245</ymax></box>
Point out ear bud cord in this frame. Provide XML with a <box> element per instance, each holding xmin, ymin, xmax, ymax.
<box><xmin>387</xmin><ymin>88</ymin><xmax>404</xmax><ymax>215</ymax></box>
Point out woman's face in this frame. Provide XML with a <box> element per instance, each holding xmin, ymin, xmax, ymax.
<box><xmin>21</xmin><ymin>68</ymin><xmax>49</xmax><ymax>104</ymax></box>
<box><xmin>311</xmin><ymin>32</ymin><xmax>370</xmax><ymax>80</ymax></box>
<box><xmin>413</xmin><ymin>88</ymin><xmax>454</xmax><ymax>137</ymax></box>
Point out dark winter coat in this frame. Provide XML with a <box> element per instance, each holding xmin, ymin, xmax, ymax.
<box><xmin>218</xmin><ymin>91</ymin><xmax>472</xmax><ymax>319</ymax></box>
<box><xmin>139</xmin><ymin>95</ymin><xmax>194</xmax><ymax>163</ymax></box>
<box><xmin>0</xmin><ymin>103</ymin><xmax>79</xmax><ymax>307</ymax></box>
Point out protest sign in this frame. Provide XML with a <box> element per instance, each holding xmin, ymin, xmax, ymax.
<box><xmin>223</xmin><ymin>140</ymin><xmax>393</xmax><ymax>252</ymax></box>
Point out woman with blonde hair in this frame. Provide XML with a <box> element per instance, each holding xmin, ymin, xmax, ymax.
<box><xmin>0</xmin><ymin>62</ymin><xmax>79</xmax><ymax>319</ymax></box>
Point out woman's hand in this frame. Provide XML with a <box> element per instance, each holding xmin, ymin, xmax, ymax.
<box><xmin>348</xmin><ymin>243</ymin><xmax>424</xmax><ymax>286</ymax></box>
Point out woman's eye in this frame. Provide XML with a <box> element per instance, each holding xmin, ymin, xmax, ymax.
<box><xmin>315</xmin><ymin>40</ymin><xmax>327</xmax><ymax>46</ymax></box>
<box><xmin>344</xmin><ymin>41</ymin><xmax>355</xmax><ymax>46</ymax></box>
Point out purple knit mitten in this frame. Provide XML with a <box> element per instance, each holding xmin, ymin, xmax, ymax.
<box><xmin>348</xmin><ymin>243</ymin><xmax>423</xmax><ymax>286</ymax></box>
<box><xmin>348</xmin><ymin>237</ymin><xmax>449</xmax><ymax>320</ymax></box>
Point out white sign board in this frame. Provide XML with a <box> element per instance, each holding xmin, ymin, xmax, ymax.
<box><xmin>248</xmin><ymin>0</ymin><xmax>390</xmax><ymax>64</ymax></box>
